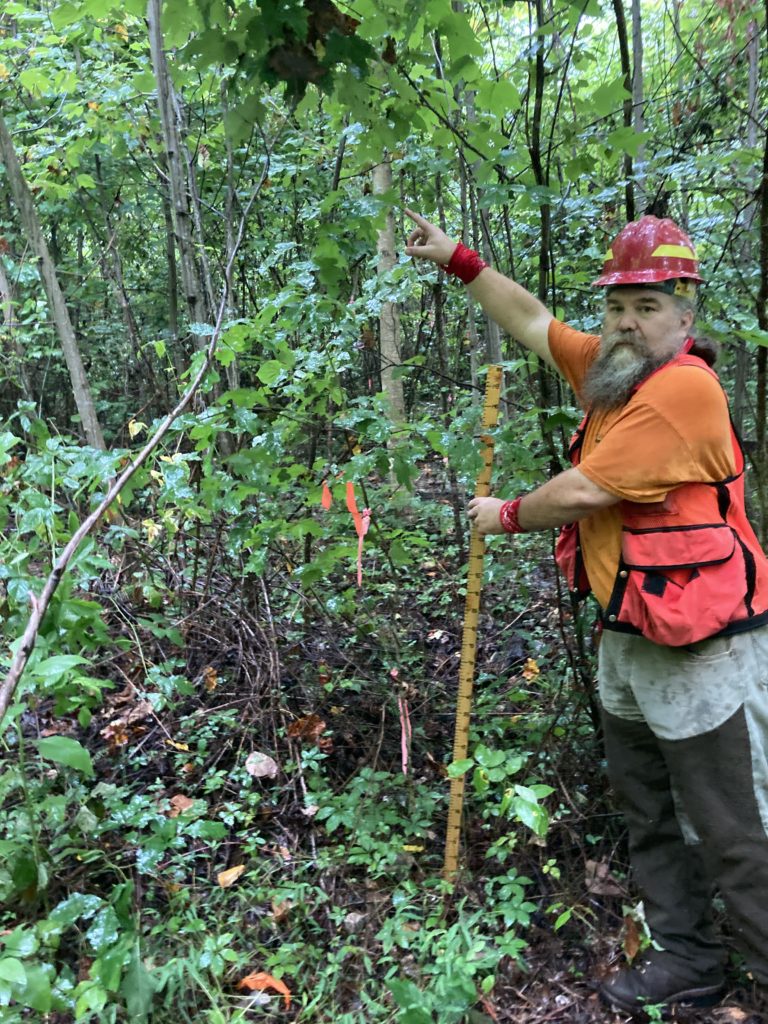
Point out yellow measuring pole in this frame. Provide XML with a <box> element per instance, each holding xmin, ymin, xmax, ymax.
<box><xmin>443</xmin><ymin>365</ymin><xmax>504</xmax><ymax>882</ymax></box>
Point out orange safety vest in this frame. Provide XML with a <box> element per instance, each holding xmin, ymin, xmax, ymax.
<box><xmin>556</xmin><ymin>352</ymin><xmax>768</xmax><ymax>646</ymax></box>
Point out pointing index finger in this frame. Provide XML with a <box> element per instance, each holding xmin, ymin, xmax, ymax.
<box><xmin>404</xmin><ymin>208</ymin><xmax>429</xmax><ymax>228</ymax></box>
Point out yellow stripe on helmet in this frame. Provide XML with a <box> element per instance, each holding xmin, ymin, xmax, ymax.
<box><xmin>652</xmin><ymin>244</ymin><xmax>696</xmax><ymax>259</ymax></box>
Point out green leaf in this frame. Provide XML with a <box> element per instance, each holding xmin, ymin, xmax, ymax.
<box><xmin>447</xmin><ymin>758</ymin><xmax>473</xmax><ymax>778</ymax></box>
<box><xmin>0</xmin><ymin>431</ymin><xmax>20</xmax><ymax>465</ymax></box>
<box><xmin>606</xmin><ymin>126</ymin><xmax>650</xmax><ymax>157</ymax></box>
<box><xmin>121</xmin><ymin>941</ymin><xmax>155</xmax><ymax>1019</ymax></box>
<box><xmin>0</xmin><ymin>927</ymin><xmax>38</xmax><ymax>959</ymax></box>
<box><xmin>50</xmin><ymin>892</ymin><xmax>104</xmax><ymax>929</ymax></box>
<box><xmin>37</xmin><ymin>736</ymin><xmax>94</xmax><ymax>777</ymax></box>
<box><xmin>50</xmin><ymin>2</ymin><xmax>83</xmax><ymax>29</ymax></box>
<box><xmin>590</xmin><ymin>77</ymin><xmax>629</xmax><ymax>117</ymax></box>
<box><xmin>0</xmin><ymin>959</ymin><xmax>26</xmax><ymax>985</ymax></box>
<box><xmin>512</xmin><ymin>784</ymin><xmax>549</xmax><ymax>836</ymax></box>
<box><xmin>19</xmin><ymin>68</ymin><xmax>53</xmax><ymax>95</ymax></box>
<box><xmin>474</xmin><ymin>745</ymin><xmax>506</xmax><ymax>769</ymax></box>
<box><xmin>388</xmin><ymin>977</ymin><xmax>425</xmax><ymax>1010</ymax></box>
<box><xmin>554</xmin><ymin>908</ymin><xmax>573</xmax><ymax>930</ymax></box>
<box><xmin>256</xmin><ymin>360</ymin><xmax>284</xmax><ymax>385</ymax></box>
<box><xmin>18</xmin><ymin>965</ymin><xmax>52</xmax><ymax>1012</ymax></box>
<box><xmin>33</xmin><ymin>654</ymin><xmax>89</xmax><ymax>682</ymax></box>
<box><xmin>475</xmin><ymin>78</ymin><xmax>521</xmax><ymax>117</ymax></box>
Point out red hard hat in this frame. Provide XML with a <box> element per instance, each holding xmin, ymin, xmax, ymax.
<box><xmin>592</xmin><ymin>215</ymin><xmax>703</xmax><ymax>287</ymax></box>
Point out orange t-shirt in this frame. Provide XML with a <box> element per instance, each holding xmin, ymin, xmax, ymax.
<box><xmin>547</xmin><ymin>319</ymin><xmax>736</xmax><ymax>607</ymax></box>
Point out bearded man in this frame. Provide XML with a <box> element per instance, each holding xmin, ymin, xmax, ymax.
<box><xmin>405</xmin><ymin>211</ymin><xmax>768</xmax><ymax>1014</ymax></box>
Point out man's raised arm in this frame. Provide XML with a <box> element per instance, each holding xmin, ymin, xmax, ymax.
<box><xmin>404</xmin><ymin>209</ymin><xmax>555</xmax><ymax>369</ymax></box>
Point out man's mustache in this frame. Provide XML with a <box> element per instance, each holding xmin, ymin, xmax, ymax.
<box><xmin>601</xmin><ymin>330</ymin><xmax>648</xmax><ymax>355</ymax></box>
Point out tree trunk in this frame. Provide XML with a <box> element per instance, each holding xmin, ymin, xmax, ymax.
<box><xmin>147</xmin><ymin>0</ymin><xmax>210</xmax><ymax>347</ymax></box>
<box><xmin>529</xmin><ymin>0</ymin><xmax>560</xmax><ymax>476</ymax></box>
<box><xmin>221</xmin><ymin>83</ymin><xmax>241</xmax><ymax>391</ymax></box>
<box><xmin>372</xmin><ymin>156</ymin><xmax>405</xmax><ymax>422</ymax></box>
<box><xmin>631</xmin><ymin>0</ymin><xmax>647</xmax><ymax>211</ymax></box>
<box><xmin>162</xmin><ymin>193</ymin><xmax>185</xmax><ymax>383</ymax></box>
<box><xmin>0</xmin><ymin>110</ymin><xmax>105</xmax><ymax>449</ymax></box>
<box><xmin>464</xmin><ymin>93</ymin><xmax>502</xmax><ymax>366</ymax></box>
<box><xmin>754</xmin><ymin>20</ymin><xmax>768</xmax><ymax>544</ymax></box>
<box><xmin>0</xmin><ymin>258</ymin><xmax>33</xmax><ymax>400</ymax></box>
<box><xmin>459</xmin><ymin>156</ymin><xmax>479</xmax><ymax>391</ymax></box>
<box><xmin>612</xmin><ymin>0</ymin><xmax>635</xmax><ymax>221</ymax></box>
<box><xmin>672</xmin><ymin>0</ymin><xmax>690</xmax><ymax>229</ymax></box>
<box><xmin>436</xmin><ymin>173</ymin><xmax>466</xmax><ymax>555</ymax></box>
<box><xmin>733</xmin><ymin>17</ymin><xmax>760</xmax><ymax>434</ymax></box>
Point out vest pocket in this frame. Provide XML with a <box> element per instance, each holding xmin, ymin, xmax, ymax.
<box><xmin>555</xmin><ymin>522</ymin><xmax>590</xmax><ymax>597</ymax></box>
<box><xmin>606</xmin><ymin>524</ymin><xmax>748</xmax><ymax>646</ymax></box>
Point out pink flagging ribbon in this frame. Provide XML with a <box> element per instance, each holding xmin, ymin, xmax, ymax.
<box><xmin>321</xmin><ymin>481</ymin><xmax>371</xmax><ymax>586</ymax></box>
<box><xmin>356</xmin><ymin>508</ymin><xmax>371</xmax><ymax>587</ymax></box>
<box><xmin>344</xmin><ymin>482</ymin><xmax>371</xmax><ymax>587</ymax></box>
<box><xmin>397</xmin><ymin>695</ymin><xmax>412</xmax><ymax>775</ymax></box>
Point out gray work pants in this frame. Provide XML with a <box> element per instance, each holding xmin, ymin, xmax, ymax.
<box><xmin>598</xmin><ymin>626</ymin><xmax>768</xmax><ymax>983</ymax></box>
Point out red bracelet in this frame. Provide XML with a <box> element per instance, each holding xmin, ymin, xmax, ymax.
<box><xmin>499</xmin><ymin>498</ymin><xmax>524</xmax><ymax>534</ymax></box>
<box><xmin>441</xmin><ymin>242</ymin><xmax>489</xmax><ymax>285</ymax></box>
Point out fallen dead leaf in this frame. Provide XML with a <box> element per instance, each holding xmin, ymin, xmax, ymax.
<box><xmin>100</xmin><ymin>723</ymin><xmax>130</xmax><ymax>749</ymax></box>
<box><xmin>271</xmin><ymin>899</ymin><xmax>292</xmax><ymax>923</ymax></box>
<box><xmin>585</xmin><ymin>859</ymin><xmax>625</xmax><ymax>896</ymax></box>
<box><xmin>237</xmin><ymin>971</ymin><xmax>291</xmax><ymax>1008</ymax></box>
<box><xmin>425</xmin><ymin>751</ymin><xmax>448</xmax><ymax>778</ymax></box>
<box><xmin>165</xmin><ymin>739</ymin><xmax>189</xmax><ymax>752</ymax></box>
<box><xmin>245</xmin><ymin>752</ymin><xmax>279</xmax><ymax>779</ymax></box>
<box><xmin>168</xmin><ymin>794</ymin><xmax>194</xmax><ymax>818</ymax></box>
<box><xmin>712</xmin><ymin>1008</ymin><xmax>750</xmax><ymax>1023</ymax></box>
<box><xmin>480</xmin><ymin>995</ymin><xmax>500</xmax><ymax>1022</ymax></box>
<box><xmin>343</xmin><ymin>911</ymin><xmax>366</xmax><ymax>933</ymax></box>
<box><xmin>622</xmin><ymin>914</ymin><xmax>641</xmax><ymax>962</ymax></box>
<box><xmin>287</xmin><ymin>714</ymin><xmax>326</xmax><ymax>743</ymax></box>
<box><xmin>202</xmin><ymin>666</ymin><xmax>218</xmax><ymax>692</ymax></box>
<box><xmin>522</xmin><ymin>657</ymin><xmax>540</xmax><ymax>680</ymax></box>
<box><xmin>217</xmin><ymin>864</ymin><xmax>246</xmax><ymax>888</ymax></box>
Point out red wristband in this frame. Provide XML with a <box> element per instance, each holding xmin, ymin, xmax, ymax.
<box><xmin>499</xmin><ymin>498</ymin><xmax>524</xmax><ymax>534</ymax></box>
<box><xmin>441</xmin><ymin>242</ymin><xmax>489</xmax><ymax>285</ymax></box>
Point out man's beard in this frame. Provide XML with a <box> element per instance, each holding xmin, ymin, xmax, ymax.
<box><xmin>581</xmin><ymin>330</ymin><xmax>674</xmax><ymax>411</ymax></box>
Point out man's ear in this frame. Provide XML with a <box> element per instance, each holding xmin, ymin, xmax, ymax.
<box><xmin>680</xmin><ymin>308</ymin><xmax>694</xmax><ymax>332</ymax></box>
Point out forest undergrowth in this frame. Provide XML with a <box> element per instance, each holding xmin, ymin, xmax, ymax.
<box><xmin>0</xmin><ymin>439</ymin><xmax>765</xmax><ymax>1024</ymax></box>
